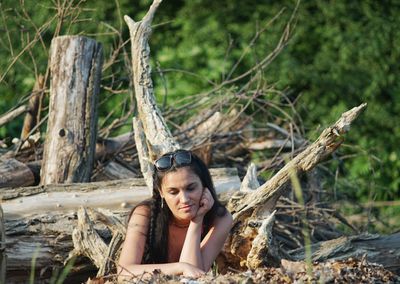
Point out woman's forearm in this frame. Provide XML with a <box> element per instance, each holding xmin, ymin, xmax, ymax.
<box><xmin>179</xmin><ymin>219</ymin><xmax>204</xmax><ymax>270</ymax></box>
<box><xmin>118</xmin><ymin>262</ymin><xmax>181</xmax><ymax>278</ymax></box>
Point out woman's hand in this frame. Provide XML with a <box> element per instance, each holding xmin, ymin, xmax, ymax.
<box><xmin>180</xmin><ymin>262</ymin><xmax>205</xmax><ymax>278</ymax></box>
<box><xmin>194</xmin><ymin>187</ymin><xmax>214</xmax><ymax>221</ymax></box>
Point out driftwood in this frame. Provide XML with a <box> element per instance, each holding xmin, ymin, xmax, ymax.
<box><xmin>222</xmin><ymin>103</ymin><xmax>367</xmax><ymax>270</ymax></box>
<box><xmin>1</xmin><ymin>170</ymin><xmax>240</xmax><ymax>281</ymax></box>
<box><xmin>40</xmin><ymin>36</ymin><xmax>103</xmax><ymax>185</ymax></box>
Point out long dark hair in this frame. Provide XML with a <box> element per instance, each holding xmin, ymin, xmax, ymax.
<box><xmin>131</xmin><ymin>150</ymin><xmax>227</xmax><ymax>264</ymax></box>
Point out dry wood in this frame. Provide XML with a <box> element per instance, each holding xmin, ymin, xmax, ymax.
<box><xmin>20</xmin><ymin>74</ymin><xmax>45</xmax><ymax>142</ymax></box>
<box><xmin>40</xmin><ymin>36</ymin><xmax>103</xmax><ymax>185</ymax></box>
<box><xmin>124</xmin><ymin>0</ymin><xmax>179</xmax><ymax>158</ymax></box>
<box><xmin>288</xmin><ymin>232</ymin><xmax>400</xmax><ymax>275</ymax></box>
<box><xmin>1</xmin><ymin>168</ymin><xmax>240</xmax><ymax>218</ymax></box>
<box><xmin>95</xmin><ymin>133</ymin><xmax>134</xmax><ymax>161</ymax></box>
<box><xmin>0</xmin><ymin>105</ymin><xmax>29</xmax><ymax>127</ymax></box>
<box><xmin>223</xmin><ymin>103</ymin><xmax>367</xmax><ymax>270</ymax></box>
<box><xmin>92</xmin><ymin>161</ymin><xmax>138</xmax><ymax>182</ymax></box>
<box><xmin>0</xmin><ymin>158</ymin><xmax>35</xmax><ymax>188</ymax></box>
<box><xmin>125</xmin><ymin>0</ymin><xmax>182</xmax><ymax>192</ymax></box>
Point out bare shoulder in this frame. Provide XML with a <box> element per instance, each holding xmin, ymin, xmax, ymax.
<box><xmin>132</xmin><ymin>204</ymin><xmax>151</xmax><ymax>217</ymax></box>
<box><xmin>127</xmin><ymin>204</ymin><xmax>151</xmax><ymax>229</ymax></box>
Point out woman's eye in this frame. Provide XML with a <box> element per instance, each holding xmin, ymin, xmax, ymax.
<box><xmin>187</xmin><ymin>186</ymin><xmax>197</xmax><ymax>192</ymax></box>
<box><xmin>169</xmin><ymin>190</ymin><xmax>178</xmax><ymax>195</ymax></box>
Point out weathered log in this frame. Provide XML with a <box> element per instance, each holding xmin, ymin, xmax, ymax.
<box><xmin>0</xmin><ymin>158</ymin><xmax>35</xmax><ymax>188</ymax></box>
<box><xmin>223</xmin><ymin>103</ymin><xmax>367</xmax><ymax>270</ymax></box>
<box><xmin>0</xmin><ymin>105</ymin><xmax>29</xmax><ymax>127</ymax></box>
<box><xmin>0</xmin><ymin>205</ymin><xmax>5</xmax><ymax>284</ymax></box>
<box><xmin>288</xmin><ymin>233</ymin><xmax>400</xmax><ymax>276</ymax></box>
<box><xmin>40</xmin><ymin>36</ymin><xmax>103</xmax><ymax>185</ymax></box>
<box><xmin>1</xmin><ymin>168</ymin><xmax>240</xmax><ymax>219</ymax></box>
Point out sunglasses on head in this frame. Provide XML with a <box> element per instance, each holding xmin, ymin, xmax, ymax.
<box><xmin>154</xmin><ymin>150</ymin><xmax>192</xmax><ymax>172</ymax></box>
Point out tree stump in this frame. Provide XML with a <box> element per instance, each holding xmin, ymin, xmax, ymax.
<box><xmin>41</xmin><ymin>36</ymin><xmax>103</xmax><ymax>185</ymax></box>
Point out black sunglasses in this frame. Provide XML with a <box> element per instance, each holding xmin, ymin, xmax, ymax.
<box><xmin>154</xmin><ymin>150</ymin><xmax>192</xmax><ymax>172</ymax></box>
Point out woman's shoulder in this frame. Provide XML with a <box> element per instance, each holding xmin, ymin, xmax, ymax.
<box><xmin>127</xmin><ymin>201</ymin><xmax>152</xmax><ymax>224</ymax></box>
<box><xmin>131</xmin><ymin>204</ymin><xmax>151</xmax><ymax>219</ymax></box>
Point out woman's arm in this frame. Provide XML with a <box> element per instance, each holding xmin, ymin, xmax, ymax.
<box><xmin>179</xmin><ymin>188</ymin><xmax>233</xmax><ymax>271</ymax></box>
<box><xmin>199</xmin><ymin>211</ymin><xmax>233</xmax><ymax>271</ymax></box>
<box><xmin>117</xmin><ymin>205</ymin><xmax>204</xmax><ymax>279</ymax></box>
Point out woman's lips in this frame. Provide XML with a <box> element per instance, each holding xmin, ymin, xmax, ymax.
<box><xmin>179</xmin><ymin>204</ymin><xmax>192</xmax><ymax>211</ymax></box>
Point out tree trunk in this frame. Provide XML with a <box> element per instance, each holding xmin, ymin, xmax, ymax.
<box><xmin>40</xmin><ymin>36</ymin><xmax>103</xmax><ymax>185</ymax></box>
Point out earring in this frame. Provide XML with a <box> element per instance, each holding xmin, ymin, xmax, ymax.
<box><xmin>161</xmin><ymin>198</ymin><xmax>164</xmax><ymax>209</ymax></box>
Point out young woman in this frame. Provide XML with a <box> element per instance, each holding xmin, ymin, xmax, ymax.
<box><xmin>118</xmin><ymin>149</ymin><xmax>233</xmax><ymax>278</ymax></box>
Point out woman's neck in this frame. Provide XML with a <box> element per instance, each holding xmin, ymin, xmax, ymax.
<box><xmin>170</xmin><ymin>217</ymin><xmax>190</xmax><ymax>228</ymax></box>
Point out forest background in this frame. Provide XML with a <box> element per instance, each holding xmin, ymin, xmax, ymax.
<box><xmin>0</xmin><ymin>0</ymin><xmax>399</xmax><ymax>233</ymax></box>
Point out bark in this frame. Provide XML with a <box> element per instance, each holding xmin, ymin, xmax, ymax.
<box><xmin>0</xmin><ymin>158</ymin><xmax>35</xmax><ymax>188</ymax></box>
<box><xmin>40</xmin><ymin>36</ymin><xmax>103</xmax><ymax>185</ymax></box>
<box><xmin>222</xmin><ymin>103</ymin><xmax>367</xmax><ymax>270</ymax></box>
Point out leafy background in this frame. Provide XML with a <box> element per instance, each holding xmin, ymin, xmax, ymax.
<box><xmin>0</xmin><ymin>0</ymin><xmax>399</xmax><ymax>232</ymax></box>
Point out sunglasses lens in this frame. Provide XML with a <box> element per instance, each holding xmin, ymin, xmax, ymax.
<box><xmin>155</xmin><ymin>156</ymin><xmax>172</xmax><ymax>171</ymax></box>
<box><xmin>174</xmin><ymin>151</ymin><xmax>192</xmax><ymax>166</ymax></box>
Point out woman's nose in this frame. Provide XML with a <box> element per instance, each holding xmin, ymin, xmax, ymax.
<box><xmin>180</xmin><ymin>191</ymin><xmax>189</xmax><ymax>203</ymax></box>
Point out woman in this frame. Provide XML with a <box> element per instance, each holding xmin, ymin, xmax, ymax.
<box><xmin>118</xmin><ymin>149</ymin><xmax>233</xmax><ymax>278</ymax></box>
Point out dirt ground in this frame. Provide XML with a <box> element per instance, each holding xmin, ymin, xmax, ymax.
<box><xmin>88</xmin><ymin>258</ymin><xmax>400</xmax><ymax>284</ymax></box>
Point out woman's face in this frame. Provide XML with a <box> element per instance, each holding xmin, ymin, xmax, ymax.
<box><xmin>160</xmin><ymin>167</ymin><xmax>204</xmax><ymax>222</ymax></box>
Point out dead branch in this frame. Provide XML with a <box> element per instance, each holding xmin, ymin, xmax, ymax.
<box><xmin>20</xmin><ymin>74</ymin><xmax>45</xmax><ymax>142</ymax></box>
<box><xmin>0</xmin><ymin>105</ymin><xmax>29</xmax><ymax>127</ymax></box>
<box><xmin>223</xmin><ymin>103</ymin><xmax>367</xmax><ymax>270</ymax></box>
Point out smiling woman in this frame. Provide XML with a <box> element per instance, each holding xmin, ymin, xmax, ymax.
<box><xmin>117</xmin><ymin>150</ymin><xmax>233</xmax><ymax>278</ymax></box>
